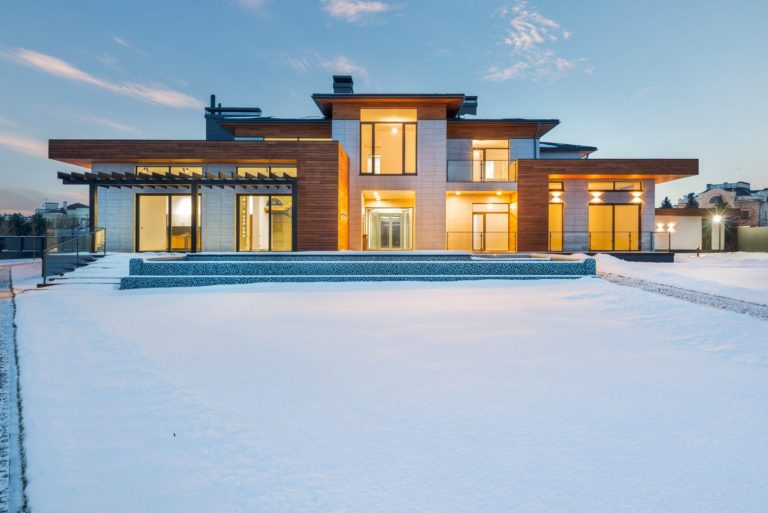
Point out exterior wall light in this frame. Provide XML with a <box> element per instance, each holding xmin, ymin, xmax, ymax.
<box><xmin>667</xmin><ymin>222</ymin><xmax>676</xmax><ymax>233</ymax></box>
<box><xmin>656</xmin><ymin>222</ymin><xmax>665</xmax><ymax>232</ymax></box>
<box><xmin>590</xmin><ymin>191</ymin><xmax>603</xmax><ymax>203</ymax></box>
<box><xmin>712</xmin><ymin>214</ymin><xmax>723</xmax><ymax>224</ymax></box>
<box><xmin>631</xmin><ymin>191</ymin><xmax>643</xmax><ymax>203</ymax></box>
<box><xmin>550</xmin><ymin>191</ymin><xmax>563</xmax><ymax>203</ymax></box>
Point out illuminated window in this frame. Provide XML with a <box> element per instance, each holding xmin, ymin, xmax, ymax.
<box><xmin>237</xmin><ymin>195</ymin><xmax>293</xmax><ymax>251</ymax></box>
<box><xmin>135</xmin><ymin>166</ymin><xmax>203</xmax><ymax>176</ymax></box>
<box><xmin>549</xmin><ymin>181</ymin><xmax>564</xmax><ymax>191</ymax></box>
<box><xmin>360</xmin><ymin>109</ymin><xmax>417</xmax><ymax>175</ymax></box>
<box><xmin>236</xmin><ymin>166</ymin><xmax>297</xmax><ymax>178</ymax></box>
<box><xmin>588</xmin><ymin>181</ymin><xmax>642</xmax><ymax>191</ymax></box>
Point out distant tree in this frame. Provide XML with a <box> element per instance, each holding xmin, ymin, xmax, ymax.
<box><xmin>709</xmin><ymin>195</ymin><xmax>729</xmax><ymax>212</ymax></box>
<box><xmin>684</xmin><ymin>193</ymin><xmax>699</xmax><ymax>209</ymax></box>
<box><xmin>5</xmin><ymin>213</ymin><xmax>30</xmax><ymax>236</ymax></box>
<box><xmin>30</xmin><ymin>212</ymin><xmax>48</xmax><ymax>236</ymax></box>
<box><xmin>660</xmin><ymin>196</ymin><xmax>673</xmax><ymax>208</ymax></box>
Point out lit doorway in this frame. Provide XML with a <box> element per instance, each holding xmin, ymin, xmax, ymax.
<box><xmin>472</xmin><ymin>204</ymin><xmax>510</xmax><ymax>251</ymax></box>
<box><xmin>237</xmin><ymin>195</ymin><xmax>294</xmax><ymax>251</ymax></box>
<box><xmin>136</xmin><ymin>194</ymin><xmax>201</xmax><ymax>252</ymax></box>
<box><xmin>366</xmin><ymin>208</ymin><xmax>412</xmax><ymax>250</ymax></box>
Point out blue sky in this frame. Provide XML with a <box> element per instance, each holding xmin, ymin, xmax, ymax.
<box><xmin>1</xmin><ymin>0</ymin><xmax>766</xmax><ymax>212</ymax></box>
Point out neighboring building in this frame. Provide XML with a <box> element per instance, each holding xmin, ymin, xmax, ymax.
<box><xmin>35</xmin><ymin>201</ymin><xmax>90</xmax><ymax>230</ymax></box>
<box><xmin>48</xmin><ymin>75</ymin><xmax>698</xmax><ymax>253</ymax></box>
<box><xmin>654</xmin><ymin>208</ymin><xmax>739</xmax><ymax>251</ymax></box>
<box><xmin>676</xmin><ymin>182</ymin><xmax>768</xmax><ymax>226</ymax></box>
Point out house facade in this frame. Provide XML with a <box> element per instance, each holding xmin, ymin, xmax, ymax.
<box><xmin>49</xmin><ymin>76</ymin><xmax>698</xmax><ymax>253</ymax></box>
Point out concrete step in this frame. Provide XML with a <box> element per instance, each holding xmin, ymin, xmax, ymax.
<box><xmin>121</xmin><ymin>274</ymin><xmax>588</xmax><ymax>289</ymax></box>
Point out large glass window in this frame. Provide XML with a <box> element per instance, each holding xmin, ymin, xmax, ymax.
<box><xmin>360</xmin><ymin>109</ymin><xmax>417</xmax><ymax>175</ymax></box>
<box><xmin>135</xmin><ymin>166</ymin><xmax>203</xmax><ymax>176</ymax></box>
<box><xmin>588</xmin><ymin>204</ymin><xmax>640</xmax><ymax>251</ymax></box>
<box><xmin>237</xmin><ymin>195</ymin><xmax>294</xmax><ymax>251</ymax></box>
<box><xmin>365</xmin><ymin>208</ymin><xmax>413</xmax><ymax>250</ymax></box>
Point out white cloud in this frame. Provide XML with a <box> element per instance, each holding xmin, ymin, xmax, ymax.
<box><xmin>1</xmin><ymin>47</ymin><xmax>201</xmax><ymax>109</ymax></box>
<box><xmin>485</xmin><ymin>1</ymin><xmax>588</xmax><ymax>82</ymax></box>
<box><xmin>238</xmin><ymin>0</ymin><xmax>265</xmax><ymax>9</ymax></box>
<box><xmin>113</xmin><ymin>36</ymin><xmax>148</xmax><ymax>57</ymax></box>
<box><xmin>78</xmin><ymin>115</ymin><xmax>138</xmax><ymax>134</ymax></box>
<box><xmin>0</xmin><ymin>132</ymin><xmax>48</xmax><ymax>158</ymax></box>
<box><xmin>260</xmin><ymin>49</ymin><xmax>368</xmax><ymax>78</ymax></box>
<box><xmin>320</xmin><ymin>55</ymin><xmax>367</xmax><ymax>77</ymax></box>
<box><xmin>321</xmin><ymin>0</ymin><xmax>391</xmax><ymax>22</ymax></box>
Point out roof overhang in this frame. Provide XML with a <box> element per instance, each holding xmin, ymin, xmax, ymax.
<box><xmin>447</xmin><ymin>119</ymin><xmax>560</xmax><ymax>139</ymax></box>
<box><xmin>49</xmin><ymin>139</ymin><xmax>342</xmax><ymax>168</ymax></box>
<box><xmin>311</xmin><ymin>93</ymin><xmax>466</xmax><ymax>118</ymax></box>
<box><xmin>516</xmin><ymin>159</ymin><xmax>699</xmax><ymax>184</ymax></box>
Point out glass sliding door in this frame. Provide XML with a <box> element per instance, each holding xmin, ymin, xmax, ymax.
<box><xmin>588</xmin><ymin>204</ymin><xmax>640</xmax><ymax>251</ymax></box>
<box><xmin>237</xmin><ymin>194</ymin><xmax>294</xmax><ymax>251</ymax></box>
<box><xmin>137</xmin><ymin>194</ymin><xmax>201</xmax><ymax>252</ymax></box>
<box><xmin>366</xmin><ymin>208</ymin><xmax>412</xmax><ymax>250</ymax></box>
<box><xmin>472</xmin><ymin>203</ymin><xmax>510</xmax><ymax>252</ymax></box>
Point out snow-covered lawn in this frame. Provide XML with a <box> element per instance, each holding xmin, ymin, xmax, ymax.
<box><xmin>13</xmin><ymin>255</ymin><xmax>768</xmax><ymax>513</ymax></box>
<box><xmin>596</xmin><ymin>252</ymin><xmax>768</xmax><ymax>305</ymax></box>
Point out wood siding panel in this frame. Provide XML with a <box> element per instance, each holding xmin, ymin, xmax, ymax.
<box><xmin>517</xmin><ymin>171</ymin><xmax>550</xmax><ymax>251</ymax></box>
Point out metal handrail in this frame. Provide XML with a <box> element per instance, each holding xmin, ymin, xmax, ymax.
<box><xmin>41</xmin><ymin>228</ymin><xmax>106</xmax><ymax>284</ymax></box>
<box><xmin>447</xmin><ymin>231</ymin><xmax>517</xmax><ymax>252</ymax></box>
<box><xmin>547</xmin><ymin>231</ymin><xmax>672</xmax><ymax>252</ymax></box>
<box><xmin>447</xmin><ymin>160</ymin><xmax>516</xmax><ymax>182</ymax></box>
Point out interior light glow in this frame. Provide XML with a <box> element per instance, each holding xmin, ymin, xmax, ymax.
<box><xmin>496</xmin><ymin>191</ymin><xmax>502</xmax><ymax>196</ymax></box>
<box><xmin>712</xmin><ymin>215</ymin><xmax>723</xmax><ymax>223</ymax></box>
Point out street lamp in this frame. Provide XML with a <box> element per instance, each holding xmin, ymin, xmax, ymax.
<box><xmin>712</xmin><ymin>214</ymin><xmax>723</xmax><ymax>251</ymax></box>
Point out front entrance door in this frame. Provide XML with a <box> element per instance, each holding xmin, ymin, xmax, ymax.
<box><xmin>472</xmin><ymin>212</ymin><xmax>509</xmax><ymax>251</ymax></box>
<box><xmin>366</xmin><ymin>208</ymin><xmax>412</xmax><ymax>250</ymax></box>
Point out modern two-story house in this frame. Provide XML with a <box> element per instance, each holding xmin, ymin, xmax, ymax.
<box><xmin>49</xmin><ymin>75</ymin><xmax>698</xmax><ymax>253</ymax></box>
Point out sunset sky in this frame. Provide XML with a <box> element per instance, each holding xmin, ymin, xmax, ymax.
<box><xmin>1</xmin><ymin>0</ymin><xmax>766</xmax><ymax>212</ymax></box>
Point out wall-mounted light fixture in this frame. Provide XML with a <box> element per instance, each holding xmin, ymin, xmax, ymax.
<box><xmin>550</xmin><ymin>191</ymin><xmax>563</xmax><ymax>203</ymax></box>
<box><xmin>590</xmin><ymin>191</ymin><xmax>603</xmax><ymax>203</ymax></box>
<box><xmin>631</xmin><ymin>191</ymin><xmax>643</xmax><ymax>203</ymax></box>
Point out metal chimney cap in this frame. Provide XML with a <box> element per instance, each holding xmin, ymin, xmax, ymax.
<box><xmin>333</xmin><ymin>75</ymin><xmax>354</xmax><ymax>94</ymax></box>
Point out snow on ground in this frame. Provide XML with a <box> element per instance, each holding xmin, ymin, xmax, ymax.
<box><xmin>596</xmin><ymin>252</ymin><xmax>768</xmax><ymax>305</ymax></box>
<box><xmin>11</xmin><ymin>255</ymin><xmax>768</xmax><ymax>513</ymax></box>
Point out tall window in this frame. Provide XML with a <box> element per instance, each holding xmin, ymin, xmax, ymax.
<box><xmin>360</xmin><ymin>109</ymin><xmax>417</xmax><ymax>175</ymax></box>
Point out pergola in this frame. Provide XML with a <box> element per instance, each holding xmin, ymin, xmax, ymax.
<box><xmin>58</xmin><ymin>171</ymin><xmax>297</xmax><ymax>252</ymax></box>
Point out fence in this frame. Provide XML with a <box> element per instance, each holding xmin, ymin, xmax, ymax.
<box><xmin>41</xmin><ymin>229</ymin><xmax>106</xmax><ymax>284</ymax></box>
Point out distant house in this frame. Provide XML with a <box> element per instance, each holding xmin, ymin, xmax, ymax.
<box><xmin>35</xmin><ymin>201</ymin><xmax>90</xmax><ymax>230</ymax></box>
<box><xmin>677</xmin><ymin>182</ymin><xmax>768</xmax><ymax>226</ymax></box>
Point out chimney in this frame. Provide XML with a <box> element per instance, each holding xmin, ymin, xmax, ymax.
<box><xmin>458</xmin><ymin>96</ymin><xmax>478</xmax><ymax>116</ymax></box>
<box><xmin>62</xmin><ymin>201</ymin><xmax>68</xmax><ymax>210</ymax></box>
<box><xmin>333</xmin><ymin>75</ymin><xmax>354</xmax><ymax>94</ymax></box>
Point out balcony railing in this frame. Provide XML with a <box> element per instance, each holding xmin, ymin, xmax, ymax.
<box><xmin>447</xmin><ymin>160</ymin><xmax>515</xmax><ymax>182</ymax></box>
<box><xmin>447</xmin><ymin>231</ymin><xmax>517</xmax><ymax>252</ymax></box>
<box><xmin>547</xmin><ymin>231</ymin><xmax>672</xmax><ymax>252</ymax></box>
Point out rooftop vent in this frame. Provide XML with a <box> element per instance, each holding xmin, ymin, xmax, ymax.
<box><xmin>458</xmin><ymin>95</ymin><xmax>478</xmax><ymax>116</ymax></box>
<box><xmin>333</xmin><ymin>75</ymin><xmax>354</xmax><ymax>94</ymax></box>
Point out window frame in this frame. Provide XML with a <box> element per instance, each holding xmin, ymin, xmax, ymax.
<box><xmin>360</xmin><ymin>121</ymin><xmax>418</xmax><ymax>175</ymax></box>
